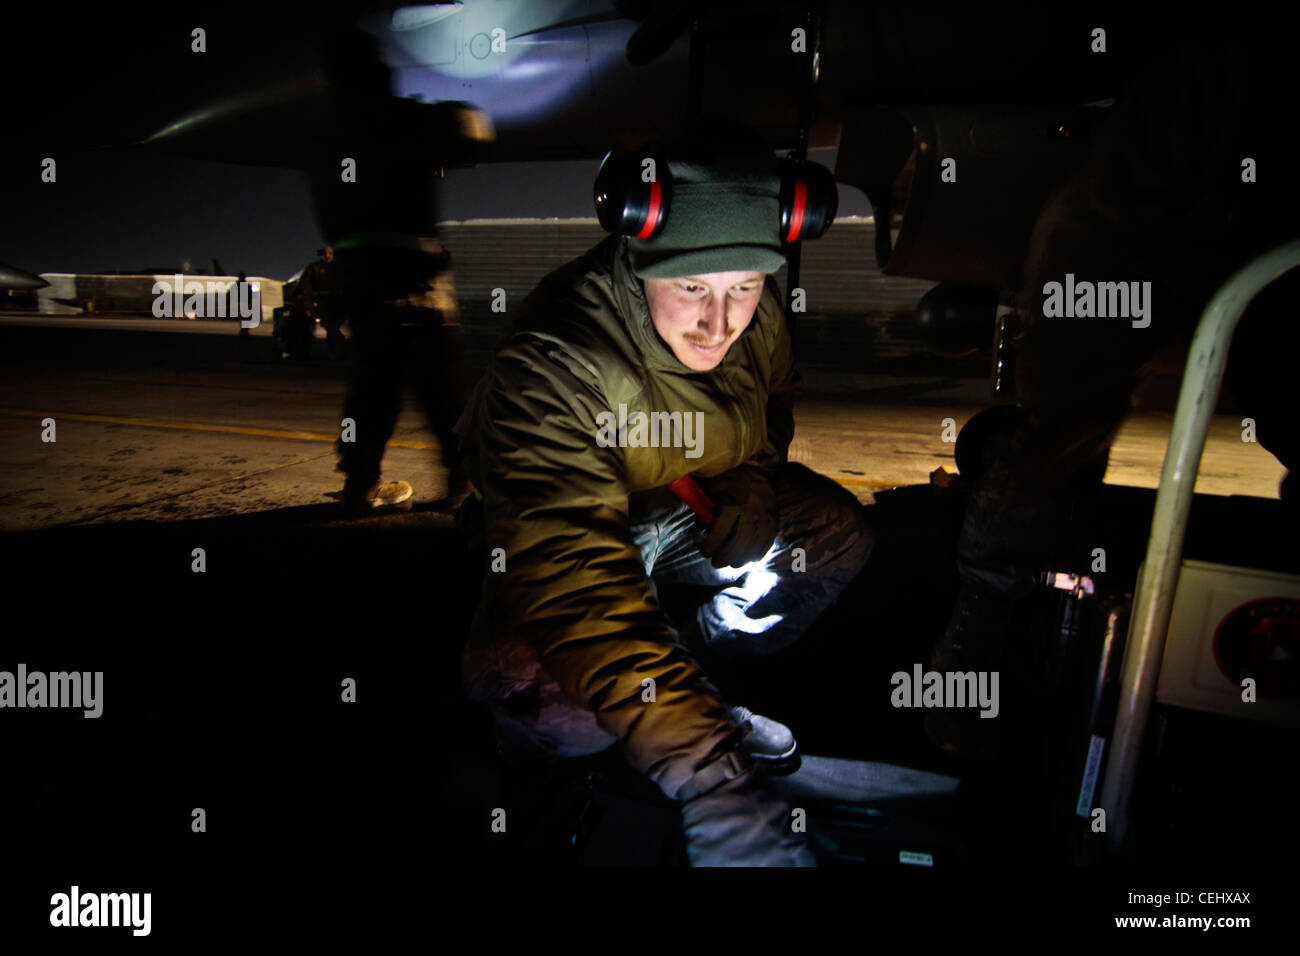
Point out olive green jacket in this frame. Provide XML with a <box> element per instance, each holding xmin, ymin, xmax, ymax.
<box><xmin>455</xmin><ymin>234</ymin><xmax>796</xmax><ymax>799</ymax></box>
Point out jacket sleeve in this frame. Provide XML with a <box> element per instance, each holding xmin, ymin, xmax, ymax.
<box><xmin>736</xmin><ymin>281</ymin><xmax>799</xmax><ymax>480</ymax></box>
<box><xmin>473</xmin><ymin>340</ymin><xmax>737</xmax><ymax>799</ymax></box>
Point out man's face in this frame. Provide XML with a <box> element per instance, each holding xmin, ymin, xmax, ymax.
<box><xmin>643</xmin><ymin>271</ymin><xmax>765</xmax><ymax>371</ymax></box>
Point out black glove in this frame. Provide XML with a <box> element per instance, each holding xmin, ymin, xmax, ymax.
<box><xmin>679</xmin><ymin>749</ymin><xmax>815</xmax><ymax>866</ymax></box>
<box><xmin>698</xmin><ymin>467</ymin><xmax>779</xmax><ymax>569</ymax></box>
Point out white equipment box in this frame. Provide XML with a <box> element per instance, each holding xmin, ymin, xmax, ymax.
<box><xmin>1157</xmin><ymin>559</ymin><xmax>1300</xmax><ymax>730</ymax></box>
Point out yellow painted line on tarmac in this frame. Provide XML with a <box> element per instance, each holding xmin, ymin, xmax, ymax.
<box><xmin>0</xmin><ymin>407</ymin><xmax>439</xmax><ymax>449</ymax></box>
<box><xmin>831</xmin><ymin>476</ymin><xmax>909</xmax><ymax>490</ymax></box>
<box><xmin>0</xmin><ymin>407</ymin><xmax>936</xmax><ymax>489</ymax></box>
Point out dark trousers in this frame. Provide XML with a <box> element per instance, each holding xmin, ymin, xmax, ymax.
<box><xmin>316</xmin><ymin>301</ymin><xmax>347</xmax><ymax>358</ymax></box>
<box><xmin>332</xmin><ymin>247</ymin><xmax>471</xmax><ymax>488</ymax></box>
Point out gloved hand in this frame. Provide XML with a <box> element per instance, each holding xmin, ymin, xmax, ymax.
<box><xmin>679</xmin><ymin>750</ymin><xmax>816</xmax><ymax>866</ymax></box>
<box><xmin>698</xmin><ymin>467</ymin><xmax>779</xmax><ymax>569</ymax></box>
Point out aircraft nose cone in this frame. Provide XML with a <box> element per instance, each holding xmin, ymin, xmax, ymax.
<box><xmin>0</xmin><ymin>261</ymin><xmax>49</xmax><ymax>290</ymax></box>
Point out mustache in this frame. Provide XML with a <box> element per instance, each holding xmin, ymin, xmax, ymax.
<box><xmin>684</xmin><ymin>331</ymin><xmax>732</xmax><ymax>346</ymax></box>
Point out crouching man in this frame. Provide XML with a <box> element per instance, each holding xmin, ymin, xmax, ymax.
<box><xmin>454</xmin><ymin>130</ymin><xmax>872</xmax><ymax>865</ymax></box>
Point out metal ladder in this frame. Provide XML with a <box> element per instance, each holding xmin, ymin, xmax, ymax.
<box><xmin>1099</xmin><ymin>239</ymin><xmax>1300</xmax><ymax>849</ymax></box>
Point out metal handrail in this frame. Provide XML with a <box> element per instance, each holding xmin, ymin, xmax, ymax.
<box><xmin>1100</xmin><ymin>240</ymin><xmax>1300</xmax><ymax>851</ymax></box>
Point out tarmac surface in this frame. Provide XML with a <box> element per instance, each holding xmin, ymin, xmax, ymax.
<box><xmin>0</xmin><ymin>314</ymin><xmax>1284</xmax><ymax>532</ymax></box>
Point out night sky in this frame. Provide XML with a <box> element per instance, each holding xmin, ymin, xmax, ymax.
<box><xmin>0</xmin><ymin>3</ymin><xmax>866</xmax><ymax>280</ymax></box>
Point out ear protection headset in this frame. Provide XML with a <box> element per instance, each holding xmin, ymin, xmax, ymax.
<box><xmin>593</xmin><ymin>150</ymin><xmax>839</xmax><ymax>242</ymax></box>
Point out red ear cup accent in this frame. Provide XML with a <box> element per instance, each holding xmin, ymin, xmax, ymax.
<box><xmin>636</xmin><ymin>178</ymin><xmax>663</xmax><ymax>239</ymax></box>
<box><xmin>785</xmin><ymin>177</ymin><xmax>807</xmax><ymax>243</ymax></box>
<box><xmin>780</xmin><ymin>159</ymin><xmax>838</xmax><ymax>241</ymax></box>
<box><xmin>594</xmin><ymin>151</ymin><xmax>672</xmax><ymax>238</ymax></box>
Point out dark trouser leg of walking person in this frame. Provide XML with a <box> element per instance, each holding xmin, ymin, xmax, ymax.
<box><xmin>333</xmin><ymin>248</ymin><xmax>413</xmax><ymax>515</ymax></box>
<box><xmin>404</xmin><ymin>317</ymin><xmax>473</xmax><ymax>502</ymax></box>
<box><xmin>321</xmin><ymin>309</ymin><xmax>347</xmax><ymax>359</ymax></box>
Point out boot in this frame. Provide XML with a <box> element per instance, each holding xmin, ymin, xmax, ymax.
<box><xmin>728</xmin><ymin>705</ymin><xmax>800</xmax><ymax>775</ymax></box>
<box><xmin>342</xmin><ymin>478</ymin><xmax>414</xmax><ymax>517</ymax></box>
<box><xmin>678</xmin><ymin>616</ymin><xmax>801</xmax><ymax>774</ymax></box>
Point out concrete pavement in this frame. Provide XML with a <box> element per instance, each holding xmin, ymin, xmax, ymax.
<box><xmin>0</xmin><ymin>317</ymin><xmax>1284</xmax><ymax>532</ymax></box>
